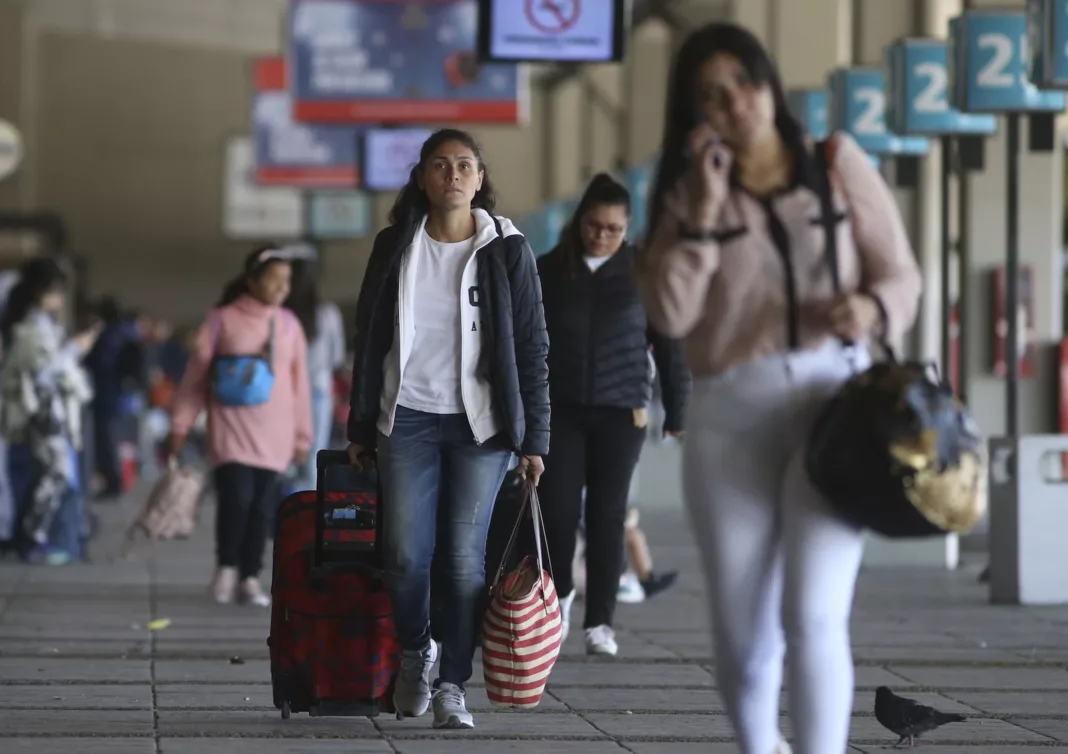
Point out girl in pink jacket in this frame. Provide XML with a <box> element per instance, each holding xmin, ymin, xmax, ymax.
<box><xmin>169</xmin><ymin>247</ymin><xmax>312</xmax><ymax>607</ymax></box>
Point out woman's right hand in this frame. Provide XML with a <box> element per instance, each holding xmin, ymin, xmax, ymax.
<box><xmin>73</xmin><ymin>322</ymin><xmax>103</xmax><ymax>355</ymax></box>
<box><xmin>346</xmin><ymin>442</ymin><xmax>374</xmax><ymax>471</ymax></box>
<box><xmin>684</xmin><ymin>123</ymin><xmax>732</xmax><ymax>231</ymax></box>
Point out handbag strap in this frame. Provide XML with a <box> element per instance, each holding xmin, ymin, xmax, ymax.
<box><xmin>208</xmin><ymin>308</ymin><xmax>277</xmax><ymax>373</ymax></box>
<box><xmin>490</xmin><ymin>476</ymin><xmax>555</xmax><ymax>595</ymax></box>
<box><xmin>813</xmin><ymin>134</ymin><xmax>897</xmax><ymax>365</ymax></box>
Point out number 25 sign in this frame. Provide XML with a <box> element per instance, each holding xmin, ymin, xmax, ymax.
<box><xmin>948</xmin><ymin>9</ymin><xmax>1065</xmax><ymax>112</ymax></box>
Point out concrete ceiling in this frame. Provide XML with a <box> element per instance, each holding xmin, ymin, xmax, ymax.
<box><xmin>27</xmin><ymin>0</ymin><xmax>730</xmax><ymax>56</ymax></box>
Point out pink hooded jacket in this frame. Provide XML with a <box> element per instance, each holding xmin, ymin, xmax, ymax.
<box><xmin>170</xmin><ymin>294</ymin><xmax>312</xmax><ymax>473</ymax></box>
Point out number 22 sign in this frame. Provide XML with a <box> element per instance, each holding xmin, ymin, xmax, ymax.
<box><xmin>886</xmin><ymin>38</ymin><xmax>997</xmax><ymax>135</ymax></box>
<box><xmin>827</xmin><ymin>67</ymin><xmax>929</xmax><ymax>155</ymax></box>
<box><xmin>948</xmin><ymin>9</ymin><xmax>1065</xmax><ymax>112</ymax></box>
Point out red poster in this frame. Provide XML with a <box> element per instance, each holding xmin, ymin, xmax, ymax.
<box><xmin>991</xmin><ymin>265</ymin><xmax>1036</xmax><ymax>378</ymax></box>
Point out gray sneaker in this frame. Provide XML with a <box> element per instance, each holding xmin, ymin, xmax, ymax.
<box><xmin>393</xmin><ymin>643</ymin><xmax>436</xmax><ymax>718</ymax></box>
<box><xmin>432</xmin><ymin>682</ymin><xmax>474</xmax><ymax>729</ymax></box>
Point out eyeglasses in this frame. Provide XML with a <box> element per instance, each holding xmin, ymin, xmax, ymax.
<box><xmin>583</xmin><ymin>220</ymin><xmax>626</xmax><ymax>238</ymax></box>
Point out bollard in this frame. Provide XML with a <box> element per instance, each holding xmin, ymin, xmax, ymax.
<box><xmin>989</xmin><ymin>435</ymin><xmax>1068</xmax><ymax>605</ymax></box>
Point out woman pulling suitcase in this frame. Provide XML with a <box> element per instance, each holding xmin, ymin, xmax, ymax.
<box><xmin>345</xmin><ymin>128</ymin><xmax>549</xmax><ymax>730</ymax></box>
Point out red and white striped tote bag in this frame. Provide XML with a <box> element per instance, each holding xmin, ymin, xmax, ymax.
<box><xmin>482</xmin><ymin>480</ymin><xmax>562</xmax><ymax>709</ymax></box>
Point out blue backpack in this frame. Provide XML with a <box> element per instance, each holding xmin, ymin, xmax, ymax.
<box><xmin>208</xmin><ymin>310</ymin><xmax>278</xmax><ymax>408</ymax></box>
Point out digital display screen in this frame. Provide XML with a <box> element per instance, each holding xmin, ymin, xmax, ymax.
<box><xmin>362</xmin><ymin>128</ymin><xmax>434</xmax><ymax>192</ymax></box>
<box><xmin>478</xmin><ymin>0</ymin><xmax>628</xmax><ymax>63</ymax></box>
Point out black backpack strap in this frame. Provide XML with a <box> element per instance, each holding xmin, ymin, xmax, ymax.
<box><xmin>491</xmin><ymin>215</ymin><xmax>505</xmax><ymax>239</ymax></box>
<box><xmin>813</xmin><ymin>137</ymin><xmax>841</xmax><ymax>294</ymax></box>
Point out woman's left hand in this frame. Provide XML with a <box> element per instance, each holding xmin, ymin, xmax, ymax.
<box><xmin>517</xmin><ymin>455</ymin><xmax>545</xmax><ymax>486</ymax></box>
<box><xmin>828</xmin><ymin>293</ymin><xmax>882</xmax><ymax>342</ymax></box>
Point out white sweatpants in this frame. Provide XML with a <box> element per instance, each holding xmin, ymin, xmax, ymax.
<box><xmin>683</xmin><ymin>341</ymin><xmax>869</xmax><ymax>754</ymax></box>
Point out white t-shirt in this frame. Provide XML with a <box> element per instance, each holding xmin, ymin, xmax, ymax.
<box><xmin>585</xmin><ymin>254</ymin><xmax>612</xmax><ymax>272</ymax></box>
<box><xmin>396</xmin><ymin>231</ymin><xmax>476</xmax><ymax>414</ymax></box>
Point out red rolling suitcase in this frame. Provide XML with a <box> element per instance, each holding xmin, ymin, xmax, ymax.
<box><xmin>268</xmin><ymin>449</ymin><xmax>400</xmax><ymax>719</ymax></box>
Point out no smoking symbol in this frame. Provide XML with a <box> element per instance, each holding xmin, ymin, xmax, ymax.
<box><xmin>524</xmin><ymin>0</ymin><xmax>581</xmax><ymax>35</ymax></box>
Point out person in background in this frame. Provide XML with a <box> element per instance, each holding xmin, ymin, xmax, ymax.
<box><xmin>168</xmin><ymin>247</ymin><xmax>312</xmax><ymax>607</ymax></box>
<box><xmin>637</xmin><ymin>22</ymin><xmax>922</xmax><ymax>754</ymax></box>
<box><xmin>0</xmin><ymin>258</ymin><xmax>99</xmax><ymax>564</ymax></box>
<box><xmin>283</xmin><ymin>257</ymin><xmax>347</xmax><ymax>488</ymax></box>
<box><xmin>0</xmin><ymin>268</ymin><xmax>20</xmax><ymax>553</ymax></box>
<box><xmin>84</xmin><ymin>296</ymin><xmax>140</xmax><ymax>499</ymax></box>
<box><xmin>346</xmin><ymin>128</ymin><xmax>549</xmax><ymax>730</ymax></box>
<box><xmin>535</xmin><ymin>173</ymin><xmax>690</xmax><ymax>657</ymax></box>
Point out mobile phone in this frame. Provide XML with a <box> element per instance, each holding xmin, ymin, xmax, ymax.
<box><xmin>687</xmin><ymin>108</ymin><xmax>725</xmax><ymax>168</ymax></box>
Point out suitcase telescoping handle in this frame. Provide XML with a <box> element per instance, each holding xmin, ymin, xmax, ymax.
<box><xmin>311</xmin><ymin>449</ymin><xmax>384</xmax><ymax>572</ymax></box>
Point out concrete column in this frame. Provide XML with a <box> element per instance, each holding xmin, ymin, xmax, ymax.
<box><xmin>0</xmin><ymin>0</ymin><xmax>27</xmax><ymax>211</ymax></box>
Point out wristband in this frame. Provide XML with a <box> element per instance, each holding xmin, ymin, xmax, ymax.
<box><xmin>677</xmin><ymin>221</ymin><xmax>718</xmax><ymax>241</ymax></box>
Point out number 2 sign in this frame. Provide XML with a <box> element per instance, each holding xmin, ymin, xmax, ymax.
<box><xmin>828</xmin><ymin>67</ymin><xmax>930</xmax><ymax>155</ymax></box>
<box><xmin>948</xmin><ymin>9</ymin><xmax>1066</xmax><ymax>112</ymax></box>
<box><xmin>886</xmin><ymin>38</ymin><xmax>997</xmax><ymax>135</ymax></box>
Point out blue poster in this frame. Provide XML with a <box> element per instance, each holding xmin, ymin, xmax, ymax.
<box><xmin>253</xmin><ymin>57</ymin><xmax>360</xmax><ymax>188</ymax></box>
<box><xmin>948</xmin><ymin>10</ymin><xmax>1066</xmax><ymax>112</ymax></box>
<box><xmin>787</xmin><ymin>89</ymin><xmax>829</xmax><ymax>139</ymax></box>
<box><xmin>289</xmin><ymin>0</ymin><xmax>526</xmax><ymax>124</ymax></box>
<box><xmin>886</xmin><ymin>39</ymin><xmax>997</xmax><ymax>135</ymax></box>
<box><xmin>519</xmin><ymin>211</ymin><xmax>550</xmax><ymax>257</ymax></box>
<box><xmin>307</xmin><ymin>190</ymin><xmax>372</xmax><ymax>239</ymax></box>
<box><xmin>625</xmin><ymin>163</ymin><xmax>652</xmax><ymax>241</ymax></box>
<box><xmin>1028</xmin><ymin>0</ymin><xmax>1068</xmax><ymax>89</ymax></box>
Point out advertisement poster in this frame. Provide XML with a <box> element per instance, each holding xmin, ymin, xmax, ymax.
<box><xmin>289</xmin><ymin>0</ymin><xmax>527</xmax><ymax>124</ymax></box>
<box><xmin>991</xmin><ymin>265</ymin><xmax>1037</xmax><ymax>378</ymax></box>
<box><xmin>485</xmin><ymin>0</ymin><xmax>618</xmax><ymax>62</ymax></box>
<box><xmin>307</xmin><ymin>190</ymin><xmax>372</xmax><ymax>239</ymax></box>
<box><xmin>363</xmin><ymin>127</ymin><xmax>433</xmax><ymax>191</ymax></box>
<box><xmin>223</xmin><ymin>136</ymin><xmax>305</xmax><ymax>240</ymax></box>
<box><xmin>253</xmin><ymin>57</ymin><xmax>361</xmax><ymax>188</ymax></box>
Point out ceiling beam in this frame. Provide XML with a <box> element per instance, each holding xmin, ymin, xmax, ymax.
<box><xmin>536</xmin><ymin>0</ymin><xmax>684</xmax><ymax>91</ymax></box>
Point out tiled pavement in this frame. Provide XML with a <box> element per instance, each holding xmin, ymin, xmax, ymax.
<box><xmin>2</xmin><ymin>487</ymin><xmax>1068</xmax><ymax>752</ymax></box>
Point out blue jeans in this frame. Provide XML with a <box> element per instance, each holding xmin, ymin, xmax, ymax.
<box><xmin>9</xmin><ymin>440</ymin><xmax>85</xmax><ymax>561</ymax></box>
<box><xmin>378</xmin><ymin>406</ymin><xmax>512</xmax><ymax>688</ymax></box>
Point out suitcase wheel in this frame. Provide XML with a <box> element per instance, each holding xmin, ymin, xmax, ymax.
<box><xmin>281</xmin><ymin>700</ymin><xmax>291</xmax><ymax>720</ymax></box>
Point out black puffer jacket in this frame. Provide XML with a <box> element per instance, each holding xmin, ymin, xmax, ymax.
<box><xmin>538</xmin><ymin>243</ymin><xmax>690</xmax><ymax>432</ymax></box>
<box><xmin>347</xmin><ymin>219</ymin><xmax>551</xmax><ymax>456</ymax></box>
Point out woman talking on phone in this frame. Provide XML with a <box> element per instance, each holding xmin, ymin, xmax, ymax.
<box><xmin>345</xmin><ymin>128</ymin><xmax>549</xmax><ymax>731</ymax></box>
<box><xmin>637</xmin><ymin>23</ymin><xmax>922</xmax><ymax>754</ymax></box>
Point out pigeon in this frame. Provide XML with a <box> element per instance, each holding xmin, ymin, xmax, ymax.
<box><xmin>874</xmin><ymin>686</ymin><xmax>966</xmax><ymax>748</ymax></box>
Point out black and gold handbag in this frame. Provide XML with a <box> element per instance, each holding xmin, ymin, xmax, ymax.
<box><xmin>804</xmin><ymin>136</ymin><xmax>987</xmax><ymax>538</ymax></box>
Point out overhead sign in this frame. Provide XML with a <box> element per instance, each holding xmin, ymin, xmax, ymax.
<box><xmin>307</xmin><ymin>190</ymin><xmax>372</xmax><ymax>239</ymax></box>
<box><xmin>786</xmin><ymin>89</ymin><xmax>829</xmax><ymax>139</ymax></box>
<box><xmin>948</xmin><ymin>9</ymin><xmax>1066</xmax><ymax>112</ymax></box>
<box><xmin>223</xmin><ymin>137</ymin><xmax>304</xmax><ymax>240</ymax></box>
<box><xmin>828</xmin><ymin>67</ymin><xmax>930</xmax><ymax>156</ymax></box>
<box><xmin>289</xmin><ymin>0</ymin><xmax>527</xmax><ymax>124</ymax></box>
<box><xmin>363</xmin><ymin>127</ymin><xmax>434</xmax><ymax>191</ymax></box>
<box><xmin>478</xmin><ymin>0</ymin><xmax>628</xmax><ymax>63</ymax></box>
<box><xmin>0</xmin><ymin>120</ymin><xmax>23</xmax><ymax>182</ymax></box>
<box><xmin>1027</xmin><ymin>0</ymin><xmax>1068</xmax><ymax>89</ymax></box>
<box><xmin>886</xmin><ymin>38</ymin><xmax>998</xmax><ymax>135</ymax></box>
<box><xmin>253</xmin><ymin>57</ymin><xmax>360</xmax><ymax>188</ymax></box>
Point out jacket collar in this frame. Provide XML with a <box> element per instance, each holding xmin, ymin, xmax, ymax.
<box><xmin>407</xmin><ymin>208</ymin><xmax>503</xmax><ymax>252</ymax></box>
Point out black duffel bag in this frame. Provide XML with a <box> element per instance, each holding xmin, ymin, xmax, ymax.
<box><xmin>805</xmin><ymin>135</ymin><xmax>986</xmax><ymax>538</ymax></box>
<box><xmin>806</xmin><ymin>355</ymin><xmax>987</xmax><ymax>538</ymax></box>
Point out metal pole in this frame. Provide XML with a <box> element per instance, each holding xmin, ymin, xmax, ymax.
<box><xmin>1006</xmin><ymin>113</ymin><xmax>1021</xmax><ymax>439</ymax></box>
<box><xmin>541</xmin><ymin>90</ymin><xmax>555</xmax><ymax>202</ymax></box>
<box><xmin>580</xmin><ymin>78</ymin><xmax>595</xmax><ymax>181</ymax></box>
<box><xmin>957</xmin><ymin>144</ymin><xmax>971</xmax><ymax>406</ymax></box>
<box><xmin>940</xmin><ymin>136</ymin><xmax>953</xmax><ymax>387</ymax></box>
